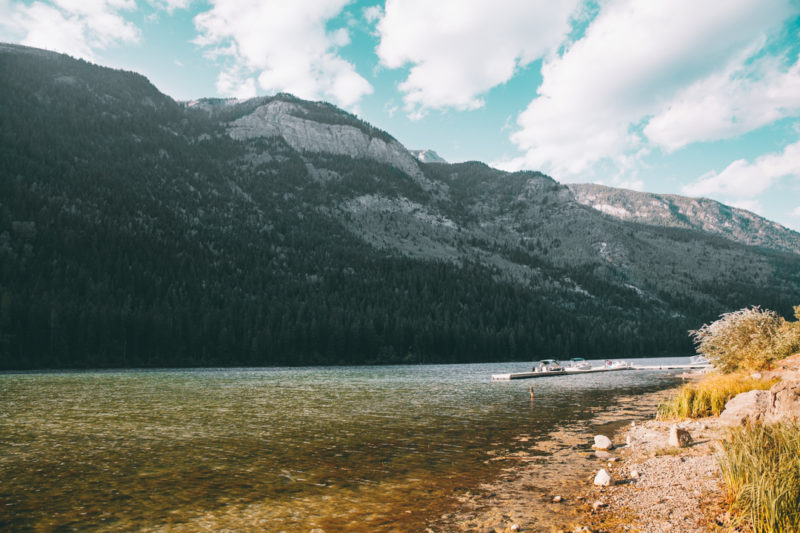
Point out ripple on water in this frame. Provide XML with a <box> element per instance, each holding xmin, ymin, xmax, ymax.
<box><xmin>0</xmin><ymin>362</ymin><xmax>683</xmax><ymax>531</ymax></box>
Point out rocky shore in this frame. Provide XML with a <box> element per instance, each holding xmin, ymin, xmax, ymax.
<box><xmin>432</xmin><ymin>388</ymin><xmax>680</xmax><ymax>532</ymax></box>
<box><xmin>434</xmin><ymin>355</ymin><xmax>800</xmax><ymax>532</ymax></box>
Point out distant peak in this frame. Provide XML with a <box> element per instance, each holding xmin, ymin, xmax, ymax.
<box><xmin>410</xmin><ymin>149</ymin><xmax>447</xmax><ymax>164</ymax></box>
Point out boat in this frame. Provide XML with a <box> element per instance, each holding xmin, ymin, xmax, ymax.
<box><xmin>532</xmin><ymin>359</ymin><xmax>565</xmax><ymax>373</ymax></box>
<box><xmin>604</xmin><ymin>359</ymin><xmax>632</xmax><ymax>370</ymax></box>
<box><xmin>565</xmin><ymin>357</ymin><xmax>592</xmax><ymax>371</ymax></box>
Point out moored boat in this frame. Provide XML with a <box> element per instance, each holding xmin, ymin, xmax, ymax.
<box><xmin>565</xmin><ymin>357</ymin><xmax>592</xmax><ymax>371</ymax></box>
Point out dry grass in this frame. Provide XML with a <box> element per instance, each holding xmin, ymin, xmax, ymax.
<box><xmin>657</xmin><ymin>372</ymin><xmax>777</xmax><ymax>419</ymax></box>
<box><xmin>717</xmin><ymin>423</ymin><xmax>800</xmax><ymax>533</ymax></box>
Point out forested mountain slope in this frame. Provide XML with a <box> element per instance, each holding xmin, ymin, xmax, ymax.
<box><xmin>1</xmin><ymin>43</ymin><xmax>799</xmax><ymax>369</ymax></box>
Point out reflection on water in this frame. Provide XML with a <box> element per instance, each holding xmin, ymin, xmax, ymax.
<box><xmin>0</xmin><ymin>361</ymin><xmax>684</xmax><ymax>531</ymax></box>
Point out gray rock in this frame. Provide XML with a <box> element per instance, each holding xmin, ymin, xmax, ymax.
<box><xmin>593</xmin><ymin>435</ymin><xmax>614</xmax><ymax>450</ymax></box>
<box><xmin>630</xmin><ymin>469</ymin><xmax>640</xmax><ymax>479</ymax></box>
<box><xmin>668</xmin><ymin>425</ymin><xmax>693</xmax><ymax>448</ymax></box>
<box><xmin>718</xmin><ymin>389</ymin><xmax>769</xmax><ymax>426</ymax></box>
<box><xmin>552</xmin><ymin>495</ymin><xmax>563</xmax><ymax>503</ymax></box>
<box><xmin>593</xmin><ymin>450</ymin><xmax>612</xmax><ymax>459</ymax></box>
<box><xmin>593</xmin><ymin>468</ymin><xmax>614</xmax><ymax>486</ymax></box>
<box><xmin>227</xmin><ymin>100</ymin><xmax>427</xmax><ymax>184</ymax></box>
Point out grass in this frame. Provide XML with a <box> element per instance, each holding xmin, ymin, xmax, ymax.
<box><xmin>657</xmin><ymin>372</ymin><xmax>777</xmax><ymax>419</ymax></box>
<box><xmin>717</xmin><ymin>423</ymin><xmax>800</xmax><ymax>533</ymax></box>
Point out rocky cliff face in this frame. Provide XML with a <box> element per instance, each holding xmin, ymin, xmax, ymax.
<box><xmin>228</xmin><ymin>99</ymin><xmax>425</xmax><ymax>182</ymax></box>
<box><xmin>569</xmin><ymin>183</ymin><xmax>800</xmax><ymax>254</ymax></box>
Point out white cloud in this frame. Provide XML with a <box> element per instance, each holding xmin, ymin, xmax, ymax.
<box><xmin>501</xmin><ymin>0</ymin><xmax>795</xmax><ymax>179</ymax></box>
<box><xmin>362</xmin><ymin>4</ymin><xmax>382</xmax><ymax>24</ymax></box>
<box><xmin>0</xmin><ymin>0</ymin><xmax>140</xmax><ymax>60</ymax></box>
<box><xmin>216</xmin><ymin>67</ymin><xmax>256</xmax><ymax>99</ymax></box>
<box><xmin>645</xmin><ymin>58</ymin><xmax>800</xmax><ymax>152</ymax></box>
<box><xmin>728</xmin><ymin>199</ymin><xmax>764</xmax><ymax>215</ymax></box>
<box><xmin>151</xmin><ymin>0</ymin><xmax>193</xmax><ymax>12</ymax></box>
<box><xmin>194</xmin><ymin>0</ymin><xmax>373</xmax><ymax>108</ymax></box>
<box><xmin>375</xmin><ymin>0</ymin><xmax>579</xmax><ymax>118</ymax></box>
<box><xmin>791</xmin><ymin>206</ymin><xmax>800</xmax><ymax>217</ymax></box>
<box><xmin>682</xmin><ymin>140</ymin><xmax>800</xmax><ymax>199</ymax></box>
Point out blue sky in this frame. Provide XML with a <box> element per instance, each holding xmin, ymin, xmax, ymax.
<box><xmin>2</xmin><ymin>0</ymin><xmax>800</xmax><ymax>230</ymax></box>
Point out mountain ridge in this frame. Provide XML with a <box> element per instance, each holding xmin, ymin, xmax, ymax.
<box><xmin>1</xmin><ymin>43</ymin><xmax>799</xmax><ymax>370</ymax></box>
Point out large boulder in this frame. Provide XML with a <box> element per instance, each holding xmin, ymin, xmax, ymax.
<box><xmin>766</xmin><ymin>379</ymin><xmax>800</xmax><ymax>423</ymax></box>
<box><xmin>718</xmin><ymin>389</ymin><xmax>769</xmax><ymax>426</ymax></box>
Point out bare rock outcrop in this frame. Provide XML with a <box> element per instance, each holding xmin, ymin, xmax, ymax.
<box><xmin>228</xmin><ymin>100</ymin><xmax>425</xmax><ymax>182</ymax></box>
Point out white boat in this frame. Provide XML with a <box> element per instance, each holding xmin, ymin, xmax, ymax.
<box><xmin>532</xmin><ymin>359</ymin><xmax>565</xmax><ymax>373</ymax></box>
<box><xmin>565</xmin><ymin>357</ymin><xmax>592</xmax><ymax>371</ymax></box>
<box><xmin>604</xmin><ymin>359</ymin><xmax>632</xmax><ymax>370</ymax></box>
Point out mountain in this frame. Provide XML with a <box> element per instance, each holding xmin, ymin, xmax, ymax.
<box><xmin>1</xmin><ymin>43</ymin><xmax>799</xmax><ymax>370</ymax></box>
<box><xmin>410</xmin><ymin>149</ymin><xmax>447</xmax><ymax>164</ymax></box>
<box><xmin>568</xmin><ymin>183</ymin><xmax>800</xmax><ymax>254</ymax></box>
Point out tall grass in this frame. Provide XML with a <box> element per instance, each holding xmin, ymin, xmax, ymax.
<box><xmin>717</xmin><ymin>423</ymin><xmax>800</xmax><ymax>533</ymax></box>
<box><xmin>657</xmin><ymin>372</ymin><xmax>777</xmax><ymax>419</ymax></box>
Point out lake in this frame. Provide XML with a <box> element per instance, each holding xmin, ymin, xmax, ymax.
<box><xmin>0</xmin><ymin>359</ymin><xmax>688</xmax><ymax>531</ymax></box>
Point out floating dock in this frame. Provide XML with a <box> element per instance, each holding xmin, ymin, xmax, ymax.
<box><xmin>491</xmin><ymin>363</ymin><xmax>709</xmax><ymax>381</ymax></box>
<box><xmin>630</xmin><ymin>363</ymin><xmax>710</xmax><ymax>370</ymax></box>
<box><xmin>491</xmin><ymin>366</ymin><xmax>629</xmax><ymax>381</ymax></box>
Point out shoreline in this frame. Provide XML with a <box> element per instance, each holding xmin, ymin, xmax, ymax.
<box><xmin>435</xmin><ymin>356</ymin><xmax>800</xmax><ymax>533</ymax></box>
<box><xmin>580</xmin><ymin>414</ymin><xmax>727</xmax><ymax>532</ymax></box>
<box><xmin>432</xmin><ymin>386</ymin><xmax>680</xmax><ymax>532</ymax></box>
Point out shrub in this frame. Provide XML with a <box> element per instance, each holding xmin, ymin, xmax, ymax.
<box><xmin>690</xmin><ymin>306</ymin><xmax>800</xmax><ymax>373</ymax></box>
<box><xmin>657</xmin><ymin>372</ymin><xmax>777</xmax><ymax>419</ymax></box>
<box><xmin>717</xmin><ymin>423</ymin><xmax>800</xmax><ymax>533</ymax></box>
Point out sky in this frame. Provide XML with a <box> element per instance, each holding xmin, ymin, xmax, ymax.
<box><xmin>2</xmin><ymin>0</ymin><xmax>800</xmax><ymax>231</ymax></box>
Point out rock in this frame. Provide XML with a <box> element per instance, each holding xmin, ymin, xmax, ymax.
<box><xmin>630</xmin><ymin>469</ymin><xmax>640</xmax><ymax>479</ymax></box>
<box><xmin>719</xmin><ymin>389</ymin><xmax>769</xmax><ymax>426</ymax></box>
<box><xmin>766</xmin><ymin>378</ymin><xmax>800</xmax><ymax>423</ymax></box>
<box><xmin>593</xmin><ymin>435</ymin><xmax>614</xmax><ymax>450</ymax></box>
<box><xmin>509</xmin><ymin>524</ymin><xmax>521</xmax><ymax>532</ymax></box>
<box><xmin>227</xmin><ymin>100</ymin><xmax>428</xmax><ymax>183</ymax></box>
<box><xmin>592</xmin><ymin>500</ymin><xmax>605</xmax><ymax>511</ymax></box>
<box><xmin>593</xmin><ymin>469</ymin><xmax>614</xmax><ymax>486</ymax></box>
<box><xmin>594</xmin><ymin>450</ymin><xmax>612</xmax><ymax>459</ymax></box>
<box><xmin>552</xmin><ymin>495</ymin><xmax>563</xmax><ymax>503</ymax></box>
<box><xmin>668</xmin><ymin>425</ymin><xmax>693</xmax><ymax>448</ymax></box>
